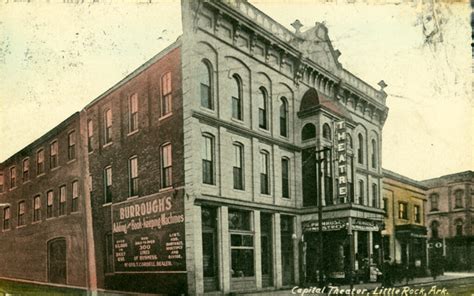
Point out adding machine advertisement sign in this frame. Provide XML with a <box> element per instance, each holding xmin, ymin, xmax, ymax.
<box><xmin>111</xmin><ymin>189</ymin><xmax>186</xmax><ymax>273</ymax></box>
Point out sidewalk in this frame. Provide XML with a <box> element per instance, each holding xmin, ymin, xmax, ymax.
<box><xmin>238</xmin><ymin>272</ymin><xmax>474</xmax><ymax>295</ymax></box>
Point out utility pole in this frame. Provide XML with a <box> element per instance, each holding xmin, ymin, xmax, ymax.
<box><xmin>347</xmin><ymin>217</ymin><xmax>354</xmax><ymax>291</ymax></box>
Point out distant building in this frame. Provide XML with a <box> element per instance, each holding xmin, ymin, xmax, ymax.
<box><xmin>382</xmin><ymin>169</ymin><xmax>428</xmax><ymax>275</ymax></box>
<box><xmin>422</xmin><ymin>171</ymin><xmax>474</xmax><ymax>271</ymax></box>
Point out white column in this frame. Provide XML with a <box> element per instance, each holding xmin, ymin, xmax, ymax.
<box><xmin>293</xmin><ymin>216</ymin><xmax>301</xmax><ymax>285</ymax></box>
<box><xmin>193</xmin><ymin>206</ymin><xmax>204</xmax><ymax>295</ymax></box>
<box><xmin>353</xmin><ymin>231</ymin><xmax>359</xmax><ymax>270</ymax></box>
<box><xmin>219</xmin><ymin>206</ymin><xmax>230</xmax><ymax>293</ymax></box>
<box><xmin>368</xmin><ymin>231</ymin><xmax>373</xmax><ymax>264</ymax></box>
<box><xmin>254</xmin><ymin>210</ymin><xmax>262</xmax><ymax>288</ymax></box>
<box><xmin>274</xmin><ymin>213</ymin><xmax>282</xmax><ymax>288</ymax></box>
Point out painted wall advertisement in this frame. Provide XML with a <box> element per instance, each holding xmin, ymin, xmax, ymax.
<box><xmin>111</xmin><ymin>190</ymin><xmax>185</xmax><ymax>273</ymax></box>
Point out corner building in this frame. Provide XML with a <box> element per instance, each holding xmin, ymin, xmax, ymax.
<box><xmin>181</xmin><ymin>1</ymin><xmax>388</xmax><ymax>293</ymax></box>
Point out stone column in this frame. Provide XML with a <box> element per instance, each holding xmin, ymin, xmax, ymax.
<box><xmin>368</xmin><ymin>231</ymin><xmax>373</xmax><ymax>264</ymax></box>
<box><xmin>254</xmin><ymin>210</ymin><xmax>262</xmax><ymax>289</ymax></box>
<box><xmin>274</xmin><ymin>213</ymin><xmax>282</xmax><ymax>288</ymax></box>
<box><xmin>219</xmin><ymin>206</ymin><xmax>230</xmax><ymax>293</ymax></box>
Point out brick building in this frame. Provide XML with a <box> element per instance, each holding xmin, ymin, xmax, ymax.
<box><xmin>382</xmin><ymin>169</ymin><xmax>428</xmax><ymax>275</ymax></box>
<box><xmin>0</xmin><ymin>1</ymin><xmax>391</xmax><ymax>294</ymax></box>
<box><xmin>422</xmin><ymin>171</ymin><xmax>474</xmax><ymax>271</ymax></box>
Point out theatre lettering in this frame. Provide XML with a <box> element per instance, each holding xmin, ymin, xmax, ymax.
<box><xmin>111</xmin><ymin>192</ymin><xmax>185</xmax><ymax>273</ymax></box>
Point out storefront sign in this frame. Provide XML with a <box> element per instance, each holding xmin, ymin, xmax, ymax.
<box><xmin>352</xmin><ymin>219</ymin><xmax>379</xmax><ymax>231</ymax></box>
<box><xmin>111</xmin><ymin>190</ymin><xmax>185</xmax><ymax>273</ymax></box>
<box><xmin>336</xmin><ymin>121</ymin><xmax>348</xmax><ymax>202</ymax></box>
<box><xmin>303</xmin><ymin>219</ymin><xmax>346</xmax><ymax>232</ymax></box>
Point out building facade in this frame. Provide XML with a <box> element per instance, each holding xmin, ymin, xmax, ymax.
<box><xmin>382</xmin><ymin>169</ymin><xmax>428</xmax><ymax>275</ymax></box>
<box><xmin>0</xmin><ymin>1</ymin><xmax>390</xmax><ymax>294</ymax></box>
<box><xmin>422</xmin><ymin>171</ymin><xmax>474</xmax><ymax>271</ymax></box>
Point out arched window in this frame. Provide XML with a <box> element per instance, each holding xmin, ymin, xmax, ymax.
<box><xmin>358</xmin><ymin>180</ymin><xmax>364</xmax><ymax>205</ymax></box>
<box><xmin>200</xmin><ymin>60</ymin><xmax>213</xmax><ymax>109</ymax></box>
<box><xmin>347</xmin><ymin>134</ymin><xmax>353</xmax><ymax>149</ymax></box>
<box><xmin>357</xmin><ymin>133</ymin><xmax>364</xmax><ymax>164</ymax></box>
<box><xmin>231</xmin><ymin>74</ymin><xmax>243</xmax><ymax>120</ymax></box>
<box><xmin>431</xmin><ymin>221</ymin><xmax>439</xmax><ymax>238</ymax></box>
<box><xmin>430</xmin><ymin>193</ymin><xmax>439</xmax><ymax>211</ymax></box>
<box><xmin>371</xmin><ymin>139</ymin><xmax>377</xmax><ymax>168</ymax></box>
<box><xmin>454</xmin><ymin>189</ymin><xmax>463</xmax><ymax>209</ymax></box>
<box><xmin>322</xmin><ymin>123</ymin><xmax>331</xmax><ymax>140</ymax></box>
<box><xmin>258</xmin><ymin>87</ymin><xmax>268</xmax><ymax>129</ymax></box>
<box><xmin>455</xmin><ymin>219</ymin><xmax>463</xmax><ymax>236</ymax></box>
<box><xmin>280</xmin><ymin>97</ymin><xmax>288</xmax><ymax>137</ymax></box>
<box><xmin>302</xmin><ymin>123</ymin><xmax>316</xmax><ymax>141</ymax></box>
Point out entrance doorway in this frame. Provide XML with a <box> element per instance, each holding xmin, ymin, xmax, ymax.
<box><xmin>48</xmin><ymin>238</ymin><xmax>67</xmax><ymax>284</ymax></box>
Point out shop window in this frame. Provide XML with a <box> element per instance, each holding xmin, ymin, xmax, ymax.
<box><xmin>280</xmin><ymin>215</ymin><xmax>294</xmax><ymax>286</ymax></box>
<box><xmin>128</xmin><ymin>156</ymin><xmax>139</xmax><ymax>197</ymax></box>
<box><xmin>68</xmin><ymin>131</ymin><xmax>76</xmax><ymax>160</ymax></box>
<box><xmin>260</xmin><ymin>150</ymin><xmax>270</xmax><ymax>195</ymax></box>
<box><xmin>71</xmin><ymin>181</ymin><xmax>79</xmax><ymax>212</ymax></box>
<box><xmin>301</xmin><ymin>123</ymin><xmax>316</xmax><ymax>140</ymax></box>
<box><xmin>454</xmin><ymin>190</ymin><xmax>463</xmax><ymax>209</ymax></box>
<box><xmin>233</xmin><ymin>143</ymin><xmax>244</xmax><ymax>190</ymax></box>
<box><xmin>129</xmin><ymin>93</ymin><xmax>139</xmax><ymax>133</ymax></box>
<box><xmin>37</xmin><ymin>149</ymin><xmax>45</xmax><ymax>175</ymax></box>
<box><xmin>280</xmin><ymin>98</ymin><xmax>288</xmax><ymax>137</ymax></box>
<box><xmin>161</xmin><ymin>144</ymin><xmax>172</xmax><ymax>189</ymax></box>
<box><xmin>431</xmin><ymin>221</ymin><xmax>439</xmax><ymax>238</ymax></box>
<box><xmin>104</xmin><ymin>109</ymin><xmax>112</xmax><ymax>145</ymax></box>
<box><xmin>229</xmin><ymin>209</ymin><xmax>254</xmax><ymax>277</ymax></box>
<box><xmin>260</xmin><ymin>213</ymin><xmax>273</xmax><ymax>285</ymax></box>
<box><xmin>104</xmin><ymin>166</ymin><xmax>112</xmax><ymax>203</ymax></box>
<box><xmin>200</xmin><ymin>60</ymin><xmax>213</xmax><ymax>109</ymax></box>
<box><xmin>161</xmin><ymin>72</ymin><xmax>172</xmax><ymax>116</ymax></box>
<box><xmin>23</xmin><ymin>158</ymin><xmax>29</xmax><ymax>182</ymax></box>
<box><xmin>33</xmin><ymin>195</ymin><xmax>41</xmax><ymax>222</ymax></box>
<box><xmin>231</xmin><ymin>74</ymin><xmax>243</xmax><ymax>120</ymax></box>
<box><xmin>202</xmin><ymin>134</ymin><xmax>215</xmax><ymax>185</ymax></box>
<box><xmin>281</xmin><ymin>158</ymin><xmax>290</xmax><ymax>198</ymax></box>
<box><xmin>50</xmin><ymin>141</ymin><xmax>58</xmax><ymax>169</ymax></box>
<box><xmin>399</xmin><ymin>202</ymin><xmax>408</xmax><ymax>220</ymax></box>
<box><xmin>3</xmin><ymin>206</ymin><xmax>10</xmax><ymax>230</ymax></box>
<box><xmin>87</xmin><ymin>120</ymin><xmax>93</xmax><ymax>152</ymax></box>
<box><xmin>414</xmin><ymin>205</ymin><xmax>421</xmax><ymax>223</ymax></box>
<box><xmin>201</xmin><ymin>207</ymin><xmax>217</xmax><ymax>278</ymax></box>
<box><xmin>322</xmin><ymin>123</ymin><xmax>331</xmax><ymax>140</ymax></box>
<box><xmin>59</xmin><ymin>185</ymin><xmax>66</xmax><ymax>216</ymax></box>
<box><xmin>17</xmin><ymin>201</ymin><xmax>25</xmax><ymax>226</ymax></box>
<box><xmin>258</xmin><ymin>87</ymin><xmax>268</xmax><ymax>130</ymax></box>
<box><xmin>47</xmin><ymin>190</ymin><xmax>54</xmax><ymax>218</ymax></box>
<box><xmin>9</xmin><ymin>166</ymin><xmax>16</xmax><ymax>189</ymax></box>
<box><xmin>430</xmin><ymin>193</ymin><xmax>439</xmax><ymax>211</ymax></box>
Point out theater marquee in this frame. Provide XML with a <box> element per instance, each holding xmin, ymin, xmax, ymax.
<box><xmin>111</xmin><ymin>189</ymin><xmax>185</xmax><ymax>273</ymax></box>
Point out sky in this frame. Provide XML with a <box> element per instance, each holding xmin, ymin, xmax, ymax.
<box><xmin>0</xmin><ymin>0</ymin><xmax>471</xmax><ymax>180</ymax></box>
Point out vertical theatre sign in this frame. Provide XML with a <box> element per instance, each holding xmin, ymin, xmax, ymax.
<box><xmin>111</xmin><ymin>190</ymin><xmax>185</xmax><ymax>272</ymax></box>
<box><xmin>336</xmin><ymin>121</ymin><xmax>347</xmax><ymax>203</ymax></box>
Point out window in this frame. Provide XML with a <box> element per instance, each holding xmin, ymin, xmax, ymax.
<box><xmin>455</xmin><ymin>219</ymin><xmax>463</xmax><ymax>236</ymax></box>
<box><xmin>104</xmin><ymin>109</ymin><xmax>112</xmax><ymax>144</ymax></box>
<box><xmin>430</xmin><ymin>193</ymin><xmax>439</xmax><ymax>211</ymax></box>
<box><xmin>322</xmin><ymin>123</ymin><xmax>331</xmax><ymax>140</ymax></box>
<box><xmin>233</xmin><ymin>143</ymin><xmax>244</xmax><ymax>190</ymax></box>
<box><xmin>87</xmin><ymin>120</ymin><xmax>93</xmax><ymax>152</ymax></box>
<box><xmin>260</xmin><ymin>151</ymin><xmax>270</xmax><ymax>195</ymax></box>
<box><xmin>323</xmin><ymin>150</ymin><xmax>333</xmax><ymax>206</ymax></box>
<box><xmin>358</xmin><ymin>180</ymin><xmax>364</xmax><ymax>205</ymax></box>
<box><xmin>23</xmin><ymin>158</ymin><xmax>29</xmax><ymax>182</ymax></box>
<box><xmin>33</xmin><ymin>195</ymin><xmax>41</xmax><ymax>222</ymax></box>
<box><xmin>372</xmin><ymin>183</ymin><xmax>378</xmax><ymax>208</ymax></box>
<box><xmin>128</xmin><ymin>156</ymin><xmax>139</xmax><ymax>196</ymax></box>
<box><xmin>202</xmin><ymin>135</ymin><xmax>214</xmax><ymax>185</ymax></box>
<box><xmin>383</xmin><ymin>198</ymin><xmax>388</xmax><ymax>217</ymax></box>
<box><xmin>161</xmin><ymin>144</ymin><xmax>173</xmax><ymax>188</ymax></box>
<box><xmin>47</xmin><ymin>190</ymin><xmax>54</xmax><ymax>218</ymax></box>
<box><xmin>104</xmin><ymin>166</ymin><xmax>112</xmax><ymax>203</ymax></box>
<box><xmin>50</xmin><ymin>141</ymin><xmax>58</xmax><ymax>169</ymax></box>
<box><xmin>200</xmin><ymin>60</ymin><xmax>213</xmax><ymax>109</ymax></box>
<box><xmin>129</xmin><ymin>93</ymin><xmax>139</xmax><ymax>133</ymax></box>
<box><xmin>3</xmin><ymin>207</ymin><xmax>10</xmax><ymax>230</ymax></box>
<box><xmin>399</xmin><ymin>202</ymin><xmax>408</xmax><ymax>219</ymax></box>
<box><xmin>37</xmin><ymin>149</ymin><xmax>45</xmax><ymax>175</ymax></box>
<box><xmin>9</xmin><ymin>167</ymin><xmax>16</xmax><ymax>189</ymax></box>
<box><xmin>71</xmin><ymin>181</ymin><xmax>79</xmax><ymax>212</ymax></box>
<box><xmin>0</xmin><ymin>173</ymin><xmax>3</xmax><ymax>192</ymax></box>
<box><xmin>17</xmin><ymin>201</ymin><xmax>26</xmax><ymax>226</ymax></box>
<box><xmin>161</xmin><ymin>72</ymin><xmax>172</xmax><ymax>116</ymax></box>
<box><xmin>301</xmin><ymin>123</ymin><xmax>316</xmax><ymax>140</ymax></box>
<box><xmin>454</xmin><ymin>190</ymin><xmax>463</xmax><ymax>209</ymax></box>
<box><xmin>281</xmin><ymin>158</ymin><xmax>290</xmax><ymax>198</ymax></box>
<box><xmin>431</xmin><ymin>221</ymin><xmax>439</xmax><ymax>238</ymax></box>
<box><xmin>231</xmin><ymin>74</ymin><xmax>243</xmax><ymax>120</ymax></box>
<box><xmin>260</xmin><ymin>213</ymin><xmax>273</xmax><ymax>278</ymax></box>
<box><xmin>280</xmin><ymin>98</ymin><xmax>288</xmax><ymax>137</ymax></box>
<box><xmin>68</xmin><ymin>131</ymin><xmax>76</xmax><ymax>160</ymax></box>
<box><xmin>229</xmin><ymin>209</ymin><xmax>254</xmax><ymax>277</ymax></box>
<box><xmin>258</xmin><ymin>87</ymin><xmax>268</xmax><ymax>129</ymax></box>
<box><xmin>371</xmin><ymin>139</ymin><xmax>377</xmax><ymax>168</ymax></box>
<box><xmin>357</xmin><ymin>133</ymin><xmax>364</xmax><ymax>164</ymax></box>
<box><xmin>201</xmin><ymin>207</ymin><xmax>217</xmax><ymax>278</ymax></box>
<box><xmin>59</xmin><ymin>185</ymin><xmax>66</xmax><ymax>216</ymax></box>
<box><xmin>414</xmin><ymin>205</ymin><xmax>421</xmax><ymax>223</ymax></box>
